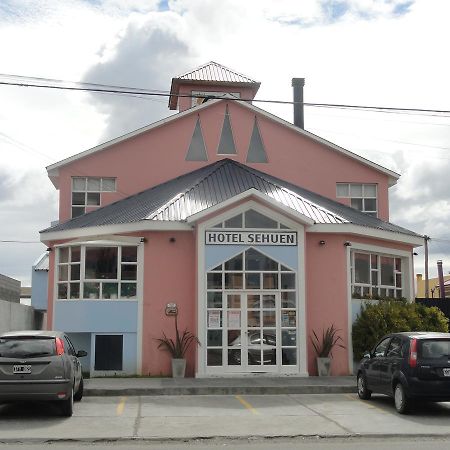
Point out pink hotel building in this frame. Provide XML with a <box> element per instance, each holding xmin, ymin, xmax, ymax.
<box><xmin>39</xmin><ymin>62</ymin><xmax>423</xmax><ymax>377</ymax></box>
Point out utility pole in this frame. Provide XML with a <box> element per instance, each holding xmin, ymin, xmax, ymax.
<box><xmin>424</xmin><ymin>235</ymin><xmax>430</xmax><ymax>298</ymax></box>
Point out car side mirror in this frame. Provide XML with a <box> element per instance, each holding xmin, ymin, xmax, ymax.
<box><xmin>363</xmin><ymin>352</ymin><xmax>371</xmax><ymax>359</ymax></box>
<box><xmin>76</xmin><ymin>350</ymin><xmax>88</xmax><ymax>358</ymax></box>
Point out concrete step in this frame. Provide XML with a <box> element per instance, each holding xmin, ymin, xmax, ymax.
<box><xmin>84</xmin><ymin>376</ymin><xmax>356</xmax><ymax>396</ymax></box>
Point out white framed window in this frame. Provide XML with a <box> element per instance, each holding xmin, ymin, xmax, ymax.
<box><xmin>351</xmin><ymin>251</ymin><xmax>403</xmax><ymax>299</ymax></box>
<box><xmin>56</xmin><ymin>245</ymin><xmax>137</xmax><ymax>300</ymax></box>
<box><xmin>336</xmin><ymin>183</ymin><xmax>377</xmax><ymax>217</ymax></box>
<box><xmin>211</xmin><ymin>209</ymin><xmax>289</xmax><ymax>230</ymax></box>
<box><xmin>71</xmin><ymin>177</ymin><xmax>116</xmax><ymax>218</ymax></box>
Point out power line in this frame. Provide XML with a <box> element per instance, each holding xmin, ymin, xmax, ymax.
<box><xmin>0</xmin><ymin>240</ymin><xmax>42</xmax><ymax>244</ymax></box>
<box><xmin>1</xmin><ymin>77</ymin><xmax>450</xmax><ymax>116</ymax></box>
<box><xmin>0</xmin><ymin>132</ymin><xmax>133</xmax><ymax>199</ymax></box>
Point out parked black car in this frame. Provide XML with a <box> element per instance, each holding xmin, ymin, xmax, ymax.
<box><xmin>0</xmin><ymin>330</ymin><xmax>87</xmax><ymax>417</ymax></box>
<box><xmin>357</xmin><ymin>332</ymin><xmax>450</xmax><ymax>413</ymax></box>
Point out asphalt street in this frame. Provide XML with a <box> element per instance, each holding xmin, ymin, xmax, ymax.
<box><xmin>0</xmin><ymin>393</ymin><xmax>450</xmax><ymax>443</ymax></box>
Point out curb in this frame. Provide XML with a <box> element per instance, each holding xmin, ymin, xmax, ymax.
<box><xmin>84</xmin><ymin>385</ymin><xmax>356</xmax><ymax>396</ymax></box>
<box><xmin>2</xmin><ymin>433</ymin><xmax>450</xmax><ymax>445</ymax></box>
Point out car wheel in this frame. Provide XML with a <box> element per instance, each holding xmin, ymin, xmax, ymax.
<box><xmin>357</xmin><ymin>373</ymin><xmax>372</xmax><ymax>400</ymax></box>
<box><xmin>61</xmin><ymin>386</ymin><xmax>74</xmax><ymax>417</ymax></box>
<box><xmin>74</xmin><ymin>377</ymin><xmax>83</xmax><ymax>402</ymax></box>
<box><xmin>394</xmin><ymin>383</ymin><xmax>410</xmax><ymax>414</ymax></box>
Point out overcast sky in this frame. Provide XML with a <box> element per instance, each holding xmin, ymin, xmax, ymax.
<box><xmin>0</xmin><ymin>0</ymin><xmax>449</xmax><ymax>287</ymax></box>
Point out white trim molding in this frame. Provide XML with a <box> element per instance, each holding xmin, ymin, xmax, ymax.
<box><xmin>40</xmin><ymin>221</ymin><xmax>192</xmax><ymax>244</ymax></box>
<box><xmin>187</xmin><ymin>189</ymin><xmax>315</xmax><ymax>226</ymax></box>
<box><xmin>308</xmin><ymin>224</ymin><xmax>423</xmax><ymax>246</ymax></box>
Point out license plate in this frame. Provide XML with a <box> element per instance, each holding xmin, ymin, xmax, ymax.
<box><xmin>13</xmin><ymin>365</ymin><xmax>31</xmax><ymax>374</ymax></box>
<box><xmin>443</xmin><ymin>368</ymin><xmax>450</xmax><ymax>377</ymax></box>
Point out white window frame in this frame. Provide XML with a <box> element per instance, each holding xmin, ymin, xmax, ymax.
<box><xmin>71</xmin><ymin>177</ymin><xmax>116</xmax><ymax>218</ymax></box>
<box><xmin>336</xmin><ymin>183</ymin><xmax>377</xmax><ymax>217</ymax></box>
<box><xmin>56</xmin><ymin>242</ymin><xmax>138</xmax><ymax>301</ymax></box>
<box><xmin>350</xmin><ymin>250</ymin><xmax>403</xmax><ymax>299</ymax></box>
<box><xmin>346</xmin><ymin>242</ymin><xmax>413</xmax><ymax>373</ymax></box>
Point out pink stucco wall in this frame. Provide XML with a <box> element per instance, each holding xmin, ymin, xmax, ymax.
<box><xmin>140</xmin><ymin>230</ymin><xmax>197</xmax><ymax>377</ymax></box>
<box><xmin>305</xmin><ymin>233</ymin><xmax>414</xmax><ymax>375</ymax></box>
<box><xmin>56</xmin><ymin>100</ymin><xmax>391</xmax><ymax>223</ymax></box>
<box><xmin>45</xmin><ymin>220</ymin><xmax>415</xmax><ymax>376</ymax></box>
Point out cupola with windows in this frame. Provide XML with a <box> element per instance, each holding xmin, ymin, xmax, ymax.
<box><xmin>169</xmin><ymin>61</ymin><xmax>261</xmax><ymax>112</ymax></box>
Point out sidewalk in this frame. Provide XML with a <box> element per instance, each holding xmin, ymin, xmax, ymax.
<box><xmin>84</xmin><ymin>375</ymin><xmax>356</xmax><ymax>396</ymax></box>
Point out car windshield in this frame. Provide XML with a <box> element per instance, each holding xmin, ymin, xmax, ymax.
<box><xmin>419</xmin><ymin>339</ymin><xmax>450</xmax><ymax>359</ymax></box>
<box><xmin>0</xmin><ymin>338</ymin><xmax>56</xmax><ymax>358</ymax></box>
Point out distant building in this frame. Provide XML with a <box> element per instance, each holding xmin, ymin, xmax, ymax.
<box><xmin>0</xmin><ymin>273</ymin><xmax>43</xmax><ymax>333</ymax></box>
<box><xmin>20</xmin><ymin>286</ymin><xmax>32</xmax><ymax>306</ymax></box>
<box><xmin>416</xmin><ymin>273</ymin><xmax>450</xmax><ymax>298</ymax></box>
<box><xmin>0</xmin><ymin>273</ymin><xmax>20</xmax><ymax>303</ymax></box>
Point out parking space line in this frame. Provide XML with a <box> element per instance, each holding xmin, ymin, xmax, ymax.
<box><xmin>235</xmin><ymin>395</ymin><xmax>260</xmax><ymax>415</ymax></box>
<box><xmin>344</xmin><ymin>393</ymin><xmax>388</xmax><ymax>414</ymax></box>
<box><xmin>116</xmin><ymin>396</ymin><xmax>127</xmax><ymax>416</ymax></box>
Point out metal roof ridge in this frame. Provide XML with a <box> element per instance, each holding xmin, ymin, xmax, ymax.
<box><xmin>147</xmin><ymin>159</ymin><xmax>233</xmax><ymax>220</ymax></box>
<box><xmin>175</xmin><ymin>61</ymin><xmax>259</xmax><ymax>83</ymax></box>
<box><xmin>41</xmin><ymin>160</ymin><xmax>229</xmax><ymax>233</ymax></box>
<box><xmin>148</xmin><ymin>158</ymin><xmax>348</xmax><ymax>224</ymax></box>
<box><xmin>225</xmin><ymin>160</ymin><xmax>348</xmax><ymax>223</ymax></box>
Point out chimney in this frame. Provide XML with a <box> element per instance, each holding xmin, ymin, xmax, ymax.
<box><xmin>292</xmin><ymin>78</ymin><xmax>305</xmax><ymax>129</ymax></box>
<box><xmin>437</xmin><ymin>260</ymin><xmax>446</xmax><ymax>300</ymax></box>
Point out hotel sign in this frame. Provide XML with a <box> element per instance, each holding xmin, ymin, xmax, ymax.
<box><xmin>205</xmin><ymin>231</ymin><xmax>297</xmax><ymax>246</ymax></box>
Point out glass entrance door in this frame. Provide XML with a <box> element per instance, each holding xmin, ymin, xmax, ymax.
<box><xmin>225</xmin><ymin>292</ymin><xmax>278</xmax><ymax>372</ymax></box>
<box><xmin>246</xmin><ymin>293</ymin><xmax>277</xmax><ymax>370</ymax></box>
<box><xmin>205</xmin><ymin>248</ymin><xmax>298</xmax><ymax>374</ymax></box>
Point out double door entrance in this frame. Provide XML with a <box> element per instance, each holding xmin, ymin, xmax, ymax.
<box><xmin>205</xmin><ymin>247</ymin><xmax>298</xmax><ymax>374</ymax></box>
<box><xmin>206</xmin><ymin>290</ymin><xmax>298</xmax><ymax>373</ymax></box>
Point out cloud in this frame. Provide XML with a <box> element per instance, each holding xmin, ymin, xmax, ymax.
<box><xmin>82</xmin><ymin>11</ymin><xmax>193</xmax><ymax>140</ymax></box>
<box><xmin>0</xmin><ymin>168</ymin><xmax>57</xmax><ymax>284</ymax></box>
<box><xmin>1</xmin><ymin>0</ymin><xmax>450</xmax><ymax>284</ymax></box>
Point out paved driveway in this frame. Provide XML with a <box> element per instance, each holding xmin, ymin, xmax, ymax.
<box><xmin>0</xmin><ymin>394</ymin><xmax>450</xmax><ymax>442</ymax></box>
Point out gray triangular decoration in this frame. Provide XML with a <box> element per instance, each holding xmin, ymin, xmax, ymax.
<box><xmin>186</xmin><ymin>117</ymin><xmax>208</xmax><ymax>161</ymax></box>
<box><xmin>246</xmin><ymin>117</ymin><xmax>267</xmax><ymax>163</ymax></box>
<box><xmin>217</xmin><ymin>105</ymin><xmax>236</xmax><ymax>155</ymax></box>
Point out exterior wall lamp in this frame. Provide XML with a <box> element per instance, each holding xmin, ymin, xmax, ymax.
<box><xmin>344</xmin><ymin>241</ymin><xmax>352</xmax><ymax>247</ymax></box>
<box><xmin>319</xmin><ymin>240</ymin><xmax>326</xmax><ymax>245</ymax></box>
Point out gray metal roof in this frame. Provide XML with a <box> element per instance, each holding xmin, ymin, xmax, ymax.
<box><xmin>33</xmin><ymin>252</ymin><xmax>49</xmax><ymax>271</ymax></box>
<box><xmin>176</xmin><ymin>61</ymin><xmax>259</xmax><ymax>84</ymax></box>
<box><xmin>41</xmin><ymin>159</ymin><xmax>419</xmax><ymax>238</ymax></box>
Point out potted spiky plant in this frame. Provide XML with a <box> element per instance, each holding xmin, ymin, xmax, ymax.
<box><xmin>156</xmin><ymin>315</ymin><xmax>200</xmax><ymax>378</ymax></box>
<box><xmin>311</xmin><ymin>324</ymin><xmax>345</xmax><ymax>376</ymax></box>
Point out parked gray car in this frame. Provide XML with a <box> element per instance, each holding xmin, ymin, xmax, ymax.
<box><xmin>0</xmin><ymin>330</ymin><xmax>87</xmax><ymax>417</ymax></box>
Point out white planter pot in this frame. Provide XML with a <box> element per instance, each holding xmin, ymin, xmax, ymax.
<box><xmin>316</xmin><ymin>357</ymin><xmax>331</xmax><ymax>376</ymax></box>
<box><xmin>171</xmin><ymin>358</ymin><xmax>186</xmax><ymax>378</ymax></box>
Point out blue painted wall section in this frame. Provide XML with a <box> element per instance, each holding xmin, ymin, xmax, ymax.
<box><xmin>68</xmin><ymin>332</ymin><xmax>91</xmax><ymax>373</ymax></box>
<box><xmin>206</xmin><ymin>244</ymin><xmax>298</xmax><ymax>271</ymax></box>
<box><xmin>31</xmin><ymin>270</ymin><xmax>48</xmax><ymax>311</ymax></box>
<box><xmin>55</xmin><ymin>300</ymin><xmax>138</xmax><ymax>333</ymax></box>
